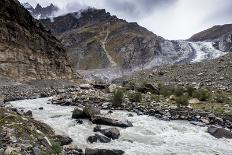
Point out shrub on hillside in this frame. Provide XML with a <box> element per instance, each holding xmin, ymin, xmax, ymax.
<box><xmin>215</xmin><ymin>92</ymin><xmax>230</xmax><ymax>103</ymax></box>
<box><xmin>193</xmin><ymin>88</ymin><xmax>211</xmax><ymax>101</ymax></box>
<box><xmin>176</xmin><ymin>95</ymin><xmax>189</xmax><ymax>108</ymax></box>
<box><xmin>111</xmin><ymin>89</ymin><xmax>124</xmax><ymax>107</ymax></box>
<box><xmin>158</xmin><ymin>83</ymin><xmax>173</xmax><ymax>97</ymax></box>
<box><xmin>186</xmin><ymin>86</ymin><xmax>195</xmax><ymax>97</ymax></box>
<box><xmin>129</xmin><ymin>92</ymin><xmax>142</xmax><ymax>102</ymax></box>
<box><xmin>174</xmin><ymin>86</ymin><xmax>185</xmax><ymax>97</ymax></box>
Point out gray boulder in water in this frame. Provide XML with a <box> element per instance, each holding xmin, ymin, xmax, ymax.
<box><xmin>72</xmin><ymin>105</ymin><xmax>101</xmax><ymax>119</ymax></box>
<box><xmin>208</xmin><ymin>126</ymin><xmax>232</xmax><ymax>139</ymax></box>
<box><xmin>87</xmin><ymin>134</ymin><xmax>111</xmax><ymax>143</ymax></box>
<box><xmin>72</xmin><ymin>108</ymin><xmax>86</xmax><ymax>119</ymax></box>
<box><xmin>94</xmin><ymin>126</ymin><xmax>120</xmax><ymax>139</ymax></box>
<box><xmin>91</xmin><ymin>116</ymin><xmax>133</xmax><ymax>128</ymax></box>
<box><xmin>85</xmin><ymin>148</ymin><xmax>124</xmax><ymax>155</ymax></box>
<box><xmin>83</xmin><ymin>105</ymin><xmax>101</xmax><ymax>118</ymax></box>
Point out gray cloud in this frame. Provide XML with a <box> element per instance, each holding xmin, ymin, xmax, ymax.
<box><xmin>103</xmin><ymin>0</ymin><xmax>176</xmax><ymax>19</ymax></box>
<box><xmin>19</xmin><ymin>0</ymin><xmax>232</xmax><ymax>39</ymax></box>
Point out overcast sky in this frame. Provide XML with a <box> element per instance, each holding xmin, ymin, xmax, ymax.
<box><xmin>19</xmin><ymin>0</ymin><xmax>232</xmax><ymax>40</ymax></box>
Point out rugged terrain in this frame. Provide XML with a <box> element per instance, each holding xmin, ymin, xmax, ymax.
<box><xmin>190</xmin><ymin>24</ymin><xmax>232</xmax><ymax>52</ymax></box>
<box><xmin>0</xmin><ymin>0</ymin><xmax>74</xmax><ymax>81</ymax></box>
<box><xmin>39</xmin><ymin>8</ymin><xmax>226</xmax><ymax>72</ymax></box>
<box><xmin>22</xmin><ymin>3</ymin><xmax>59</xmax><ymax>19</ymax></box>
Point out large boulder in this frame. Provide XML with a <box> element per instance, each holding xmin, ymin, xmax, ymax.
<box><xmin>72</xmin><ymin>108</ymin><xmax>86</xmax><ymax>119</ymax></box>
<box><xmin>94</xmin><ymin>126</ymin><xmax>120</xmax><ymax>139</ymax></box>
<box><xmin>80</xmin><ymin>84</ymin><xmax>92</xmax><ymax>89</ymax></box>
<box><xmin>83</xmin><ymin>105</ymin><xmax>101</xmax><ymax>118</ymax></box>
<box><xmin>87</xmin><ymin>134</ymin><xmax>111</xmax><ymax>143</ymax></box>
<box><xmin>208</xmin><ymin>126</ymin><xmax>232</xmax><ymax>139</ymax></box>
<box><xmin>85</xmin><ymin>148</ymin><xmax>124</xmax><ymax>155</ymax></box>
<box><xmin>72</xmin><ymin>105</ymin><xmax>100</xmax><ymax>119</ymax></box>
<box><xmin>91</xmin><ymin>116</ymin><xmax>133</xmax><ymax>128</ymax></box>
<box><xmin>54</xmin><ymin>135</ymin><xmax>73</xmax><ymax>146</ymax></box>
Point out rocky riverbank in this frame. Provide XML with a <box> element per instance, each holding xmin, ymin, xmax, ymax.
<box><xmin>2</xmin><ymin>78</ymin><xmax>232</xmax><ymax>154</ymax></box>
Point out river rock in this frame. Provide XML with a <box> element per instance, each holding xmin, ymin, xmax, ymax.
<box><xmin>55</xmin><ymin>135</ymin><xmax>73</xmax><ymax>146</ymax></box>
<box><xmin>93</xmin><ymin>126</ymin><xmax>120</xmax><ymax>139</ymax></box>
<box><xmin>32</xmin><ymin>147</ymin><xmax>41</xmax><ymax>155</ymax></box>
<box><xmin>72</xmin><ymin>108</ymin><xmax>86</xmax><ymax>119</ymax></box>
<box><xmin>87</xmin><ymin>134</ymin><xmax>111</xmax><ymax>143</ymax></box>
<box><xmin>85</xmin><ymin>148</ymin><xmax>124</xmax><ymax>155</ymax></box>
<box><xmin>95</xmin><ymin>134</ymin><xmax>111</xmax><ymax>143</ymax></box>
<box><xmin>207</xmin><ymin>126</ymin><xmax>232</xmax><ymax>139</ymax></box>
<box><xmin>80</xmin><ymin>84</ymin><xmax>92</xmax><ymax>89</ymax></box>
<box><xmin>91</xmin><ymin>116</ymin><xmax>133</xmax><ymax>128</ymax></box>
<box><xmin>83</xmin><ymin>105</ymin><xmax>101</xmax><ymax>118</ymax></box>
<box><xmin>25</xmin><ymin>110</ymin><xmax>32</xmax><ymax>117</ymax></box>
<box><xmin>87</xmin><ymin>136</ymin><xmax>97</xmax><ymax>143</ymax></box>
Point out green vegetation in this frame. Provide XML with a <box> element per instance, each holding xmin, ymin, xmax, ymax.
<box><xmin>214</xmin><ymin>91</ymin><xmax>230</xmax><ymax>103</ymax></box>
<box><xmin>176</xmin><ymin>95</ymin><xmax>189</xmax><ymax>108</ymax></box>
<box><xmin>193</xmin><ymin>88</ymin><xmax>211</xmax><ymax>101</ymax></box>
<box><xmin>51</xmin><ymin>140</ymin><xmax>62</xmax><ymax>154</ymax></box>
<box><xmin>129</xmin><ymin>92</ymin><xmax>142</xmax><ymax>102</ymax></box>
<box><xmin>111</xmin><ymin>89</ymin><xmax>124</xmax><ymax>107</ymax></box>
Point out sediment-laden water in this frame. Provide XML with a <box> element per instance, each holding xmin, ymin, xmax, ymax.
<box><xmin>9</xmin><ymin>98</ymin><xmax>232</xmax><ymax>155</ymax></box>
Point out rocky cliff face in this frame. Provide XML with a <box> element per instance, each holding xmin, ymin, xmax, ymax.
<box><xmin>40</xmin><ymin>9</ymin><xmax>226</xmax><ymax>72</ymax></box>
<box><xmin>41</xmin><ymin>8</ymin><xmax>162</xmax><ymax>70</ymax></box>
<box><xmin>0</xmin><ymin>0</ymin><xmax>74</xmax><ymax>81</ymax></box>
<box><xmin>189</xmin><ymin>24</ymin><xmax>232</xmax><ymax>52</ymax></box>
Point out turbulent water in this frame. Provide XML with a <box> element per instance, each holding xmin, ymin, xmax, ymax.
<box><xmin>9</xmin><ymin>98</ymin><xmax>232</xmax><ymax>155</ymax></box>
<box><xmin>79</xmin><ymin>41</ymin><xmax>227</xmax><ymax>82</ymax></box>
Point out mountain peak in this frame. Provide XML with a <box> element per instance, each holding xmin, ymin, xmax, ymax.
<box><xmin>22</xmin><ymin>3</ymin><xmax>59</xmax><ymax>19</ymax></box>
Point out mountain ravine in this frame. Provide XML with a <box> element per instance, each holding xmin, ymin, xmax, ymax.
<box><xmin>39</xmin><ymin>8</ymin><xmax>227</xmax><ymax>74</ymax></box>
<box><xmin>0</xmin><ymin>0</ymin><xmax>74</xmax><ymax>81</ymax></box>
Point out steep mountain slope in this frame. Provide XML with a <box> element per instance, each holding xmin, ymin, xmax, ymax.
<box><xmin>40</xmin><ymin>8</ymin><xmax>226</xmax><ymax>71</ymax></box>
<box><xmin>22</xmin><ymin>3</ymin><xmax>58</xmax><ymax>19</ymax></box>
<box><xmin>0</xmin><ymin>0</ymin><xmax>73</xmax><ymax>80</ymax></box>
<box><xmin>190</xmin><ymin>24</ymin><xmax>232</xmax><ymax>52</ymax></box>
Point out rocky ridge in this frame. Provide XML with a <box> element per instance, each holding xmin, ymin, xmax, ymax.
<box><xmin>39</xmin><ymin>8</ymin><xmax>226</xmax><ymax>72</ymax></box>
<box><xmin>0</xmin><ymin>0</ymin><xmax>75</xmax><ymax>81</ymax></box>
<box><xmin>22</xmin><ymin>3</ymin><xmax>59</xmax><ymax>19</ymax></box>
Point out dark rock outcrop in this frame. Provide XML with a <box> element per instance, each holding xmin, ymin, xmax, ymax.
<box><xmin>208</xmin><ymin>126</ymin><xmax>232</xmax><ymax>139</ymax></box>
<box><xmin>85</xmin><ymin>148</ymin><xmax>124</xmax><ymax>155</ymax></box>
<box><xmin>54</xmin><ymin>135</ymin><xmax>73</xmax><ymax>146</ymax></box>
<box><xmin>91</xmin><ymin>116</ymin><xmax>133</xmax><ymax>128</ymax></box>
<box><xmin>87</xmin><ymin>134</ymin><xmax>111</xmax><ymax>143</ymax></box>
<box><xmin>94</xmin><ymin>126</ymin><xmax>120</xmax><ymax>140</ymax></box>
<box><xmin>0</xmin><ymin>0</ymin><xmax>74</xmax><ymax>80</ymax></box>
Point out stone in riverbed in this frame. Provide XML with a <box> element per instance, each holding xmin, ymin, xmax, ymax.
<box><xmin>85</xmin><ymin>148</ymin><xmax>124</xmax><ymax>155</ymax></box>
<box><xmin>54</xmin><ymin>135</ymin><xmax>73</xmax><ymax>146</ymax></box>
<box><xmin>32</xmin><ymin>147</ymin><xmax>41</xmax><ymax>155</ymax></box>
<box><xmin>208</xmin><ymin>126</ymin><xmax>232</xmax><ymax>139</ymax></box>
<box><xmin>91</xmin><ymin>116</ymin><xmax>133</xmax><ymax>128</ymax></box>
<box><xmin>87</xmin><ymin>134</ymin><xmax>111</xmax><ymax>143</ymax></box>
<box><xmin>72</xmin><ymin>108</ymin><xmax>86</xmax><ymax>119</ymax></box>
<box><xmin>87</xmin><ymin>136</ymin><xmax>97</xmax><ymax>143</ymax></box>
<box><xmin>93</xmin><ymin>126</ymin><xmax>120</xmax><ymax>139</ymax></box>
<box><xmin>83</xmin><ymin>105</ymin><xmax>101</xmax><ymax>118</ymax></box>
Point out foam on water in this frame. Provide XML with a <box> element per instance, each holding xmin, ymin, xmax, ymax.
<box><xmin>9</xmin><ymin>98</ymin><xmax>232</xmax><ymax>155</ymax></box>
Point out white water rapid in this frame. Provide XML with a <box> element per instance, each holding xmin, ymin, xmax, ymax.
<box><xmin>9</xmin><ymin>98</ymin><xmax>232</xmax><ymax>155</ymax></box>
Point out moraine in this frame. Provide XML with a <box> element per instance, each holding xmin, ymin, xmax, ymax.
<box><xmin>9</xmin><ymin>98</ymin><xmax>232</xmax><ymax>155</ymax></box>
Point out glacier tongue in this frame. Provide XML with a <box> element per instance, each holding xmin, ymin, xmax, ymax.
<box><xmin>190</xmin><ymin>42</ymin><xmax>227</xmax><ymax>63</ymax></box>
